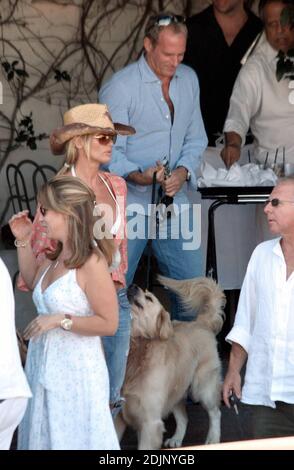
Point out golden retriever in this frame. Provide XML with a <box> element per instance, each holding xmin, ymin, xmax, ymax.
<box><xmin>116</xmin><ymin>276</ymin><xmax>226</xmax><ymax>450</ymax></box>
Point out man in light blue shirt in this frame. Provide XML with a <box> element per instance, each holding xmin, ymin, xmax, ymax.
<box><xmin>99</xmin><ymin>13</ymin><xmax>208</xmax><ymax>320</ymax></box>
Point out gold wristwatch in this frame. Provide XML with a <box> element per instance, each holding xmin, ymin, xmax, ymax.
<box><xmin>60</xmin><ymin>314</ymin><xmax>73</xmax><ymax>331</ymax></box>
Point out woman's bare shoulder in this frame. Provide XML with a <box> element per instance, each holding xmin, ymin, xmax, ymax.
<box><xmin>80</xmin><ymin>252</ymin><xmax>108</xmax><ymax>275</ymax></box>
<box><xmin>77</xmin><ymin>252</ymin><xmax>109</xmax><ymax>290</ymax></box>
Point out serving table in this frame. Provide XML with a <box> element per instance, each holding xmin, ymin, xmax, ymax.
<box><xmin>198</xmin><ymin>186</ymin><xmax>273</xmax><ymax>281</ymax></box>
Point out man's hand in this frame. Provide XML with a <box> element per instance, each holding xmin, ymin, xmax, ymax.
<box><xmin>221</xmin><ymin>144</ymin><xmax>241</xmax><ymax>168</ymax></box>
<box><xmin>222</xmin><ymin>342</ymin><xmax>247</xmax><ymax>408</ymax></box>
<box><xmin>127</xmin><ymin>165</ymin><xmax>165</xmax><ymax>186</ymax></box>
<box><xmin>161</xmin><ymin>167</ymin><xmax>187</xmax><ymax>197</ymax></box>
<box><xmin>222</xmin><ymin>369</ymin><xmax>242</xmax><ymax>408</ymax></box>
<box><xmin>221</xmin><ymin>131</ymin><xmax>242</xmax><ymax>168</ymax></box>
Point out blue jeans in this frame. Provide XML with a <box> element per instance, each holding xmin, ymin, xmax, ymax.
<box><xmin>126</xmin><ymin>209</ymin><xmax>203</xmax><ymax>321</ymax></box>
<box><xmin>102</xmin><ymin>288</ymin><xmax>131</xmax><ymax>416</ymax></box>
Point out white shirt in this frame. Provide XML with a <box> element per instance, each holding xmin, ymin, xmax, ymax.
<box><xmin>224</xmin><ymin>34</ymin><xmax>294</xmax><ymax>165</ymax></box>
<box><xmin>226</xmin><ymin>238</ymin><xmax>294</xmax><ymax>408</ymax></box>
<box><xmin>0</xmin><ymin>258</ymin><xmax>31</xmax><ymax>400</ymax></box>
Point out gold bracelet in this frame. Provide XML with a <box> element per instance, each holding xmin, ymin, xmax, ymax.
<box><xmin>14</xmin><ymin>239</ymin><xmax>30</xmax><ymax>248</ymax></box>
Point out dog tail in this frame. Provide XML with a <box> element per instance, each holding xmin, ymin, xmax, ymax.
<box><xmin>157</xmin><ymin>275</ymin><xmax>226</xmax><ymax>333</ymax></box>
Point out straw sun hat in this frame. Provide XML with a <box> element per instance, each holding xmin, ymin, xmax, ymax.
<box><xmin>50</xmin><ymin>103</ymin><xmax>135</xmax><ymax>155</ymax></box>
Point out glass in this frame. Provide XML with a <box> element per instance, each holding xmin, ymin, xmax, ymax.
<box><xmin>264</xmin><ymin>198</ymin><xmax>294</xmax><ymax>207</ymax></box>
<box><xmin>262</xmin><ymin>147</ymin><xmax>285</xmax><ymax>176</ymax></box>
<box><xmin>93</xmin><ymin>134</ymin><xmax>117</xmax><ymax>145</ymax></box>
<box><xmin>146</xmin><ymin>14</ymin><xmax>185</xmax><ymax>33</ymax></box>
<box><xmin>39</xmin><ymin>205</ymin><xmax>48</xmax><ymax>216</ymax></box>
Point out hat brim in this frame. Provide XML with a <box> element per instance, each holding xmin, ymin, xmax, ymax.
<box><xmin>50</xmin><ymin>122</ymin><xmax>135</xmax><ymax>155</ymax></box>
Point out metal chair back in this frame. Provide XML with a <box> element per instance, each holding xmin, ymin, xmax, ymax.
<box><xmin>6</xmin><ymin>159</ymin><xmax>57</xmax><ymax>218</ymax></box>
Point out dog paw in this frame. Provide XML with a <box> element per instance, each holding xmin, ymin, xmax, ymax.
<box><xmin>164</xmin><ymin>437</ymin><xmax>183</xmax><ymax>448</ymax></box>
<box><xmin>205</xmin><ymin>433</ymin><xmax>220</xmax><ymax>445</ymax></box>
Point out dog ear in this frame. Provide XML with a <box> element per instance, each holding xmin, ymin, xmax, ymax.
<box><xmin>210</xmin><ymin>315</ymin><xmax>225</xmax><ymax>335</ymax></box>
<box><xmin>156</xmin><ymin>309</ymin><xmax>173</xmax><ymax>340</ymax></box>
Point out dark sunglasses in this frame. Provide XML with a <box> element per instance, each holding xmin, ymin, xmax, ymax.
<box><xmin>264</xmin><ymin>198</ymin><xmax>294</xmax><ymax>207</ymax></box>
<box><xmin>93</xmin><ymin>134</ymin><xmax>117</xmax><ymax>145</ymax></box>
<box><xmin>146</xmin><ymin>14</ymin><xmax>185</xmax><ymax>32</ymax></box>
<box><xmin>39</xmin><ymin>205</ymin><xmax>48</xmax><ymax>216</ymax></box>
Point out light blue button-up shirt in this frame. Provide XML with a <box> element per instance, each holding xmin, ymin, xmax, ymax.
<box><xmin>99</xmin><ymin>54</ymin><xmax>207</xmax><ymax>214</ymax></box>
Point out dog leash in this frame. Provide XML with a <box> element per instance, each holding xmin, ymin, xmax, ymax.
<box><xmin>146</xmin><ymin>171</ymin><xmax>158</xmax><ymax>291</ymax></box>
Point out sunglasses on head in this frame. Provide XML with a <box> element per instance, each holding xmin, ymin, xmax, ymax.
<box><xmin>146</xmin><ymin>14</ymin><xmax>185</xmax><ymax>32</ymax></box>
<box><xmin>39</xmin><ymin>205</ymin><xmax>48</xmax><ymax>216</ymax></box>
<box><xmin>264</xmin><ymin>198</ymin><xmax>294</xmax><ymax>207</ymax></box>
<box><xmin>93</xmin><ymin>134</ymin><xmax>117</xmax><ymax>145</ymax></box>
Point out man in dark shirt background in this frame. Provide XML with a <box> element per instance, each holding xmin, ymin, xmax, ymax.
<box><xmin>184</xmin><ymin>0</ymin><xmax>262</xmax><ymax>146</ymax></box>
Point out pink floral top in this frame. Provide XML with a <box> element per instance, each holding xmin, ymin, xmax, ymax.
<box><xmin>17</xmin><ymin>172</ymin><xmax>128</xmax><ymax>290</ymax></box>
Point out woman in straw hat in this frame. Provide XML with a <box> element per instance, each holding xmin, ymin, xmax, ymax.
<box><xmin>17</xmin><ymin>103</ymin><xmax>135</xmax><ymax>418</ymax></box>
<box><xmin>10</xmin><ymin>176</ymin><xmax>119</xmax><ymax>449</ymax></box>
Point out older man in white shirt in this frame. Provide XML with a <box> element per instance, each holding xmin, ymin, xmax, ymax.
<box><xmin>223</xmin><ymin>176</ymin><xmax>294</xmax><ymax>439</ymax></box>
<box><xmin>221</xmin><ymin>0</ymin><xmax>294</xmax><ymax>168</ymax></box>
<box><xmin>0</xmin><ymin>257</ymin><xmax>31</xmax><ymax>450</ymax></box>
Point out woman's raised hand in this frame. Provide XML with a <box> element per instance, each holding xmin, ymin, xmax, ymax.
<box><xmin>9</xmin><ymin>210</ymin><xmax>33</xmax><ymax>242</ymax></box>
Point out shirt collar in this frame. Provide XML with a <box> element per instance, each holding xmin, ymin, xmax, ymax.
<box><xmin>138</xmin><ymin>53</ymin><xmax>182</xmax><ymax>83</ymax></box>
<box><xmin>273</xmin><ymin>237</ymin><xmax>283</xmax><ymax>258</ymax></box>
<box><xmin>264</xmin><ymin>38</ymin><xmax>280</xmax><ymax>66</ymax></box>
<box><xmin>250</xmin><ymin>32</ymin><xmax>278</xmax><ymax>66</ymax></box>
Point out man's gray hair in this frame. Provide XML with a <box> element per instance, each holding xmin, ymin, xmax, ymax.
<box><xmin>144</xmin><ymin>13</ymin><xmax>187</xmax><ymax>46</ymax></box>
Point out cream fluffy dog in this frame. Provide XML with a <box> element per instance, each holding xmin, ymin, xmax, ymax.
<box><xmin>116</xmin><ymin>276</ymin><xmax>226</xmax><ymax>450</ymax></box>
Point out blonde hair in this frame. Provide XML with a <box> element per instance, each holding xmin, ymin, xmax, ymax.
<box><xmin>38</xmin><ymin>175</ymin><xmax>115</xmax><ymax>268</ymax></box>
<box><xmin>58</xmin><ymin>135</ymin><xmax>92</xmax><ymax>175</ymax></box>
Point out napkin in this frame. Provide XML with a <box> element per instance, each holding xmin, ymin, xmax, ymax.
<box><xmin>197</xmin><ymin>162</ymin><xmax>278</xmax><ymax>187</ymax></box>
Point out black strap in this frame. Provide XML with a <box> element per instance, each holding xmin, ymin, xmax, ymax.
<box><xmin>146</xmin><ymin>171</ymin><xmax>157</xmax><ymax>291</ymax></box>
